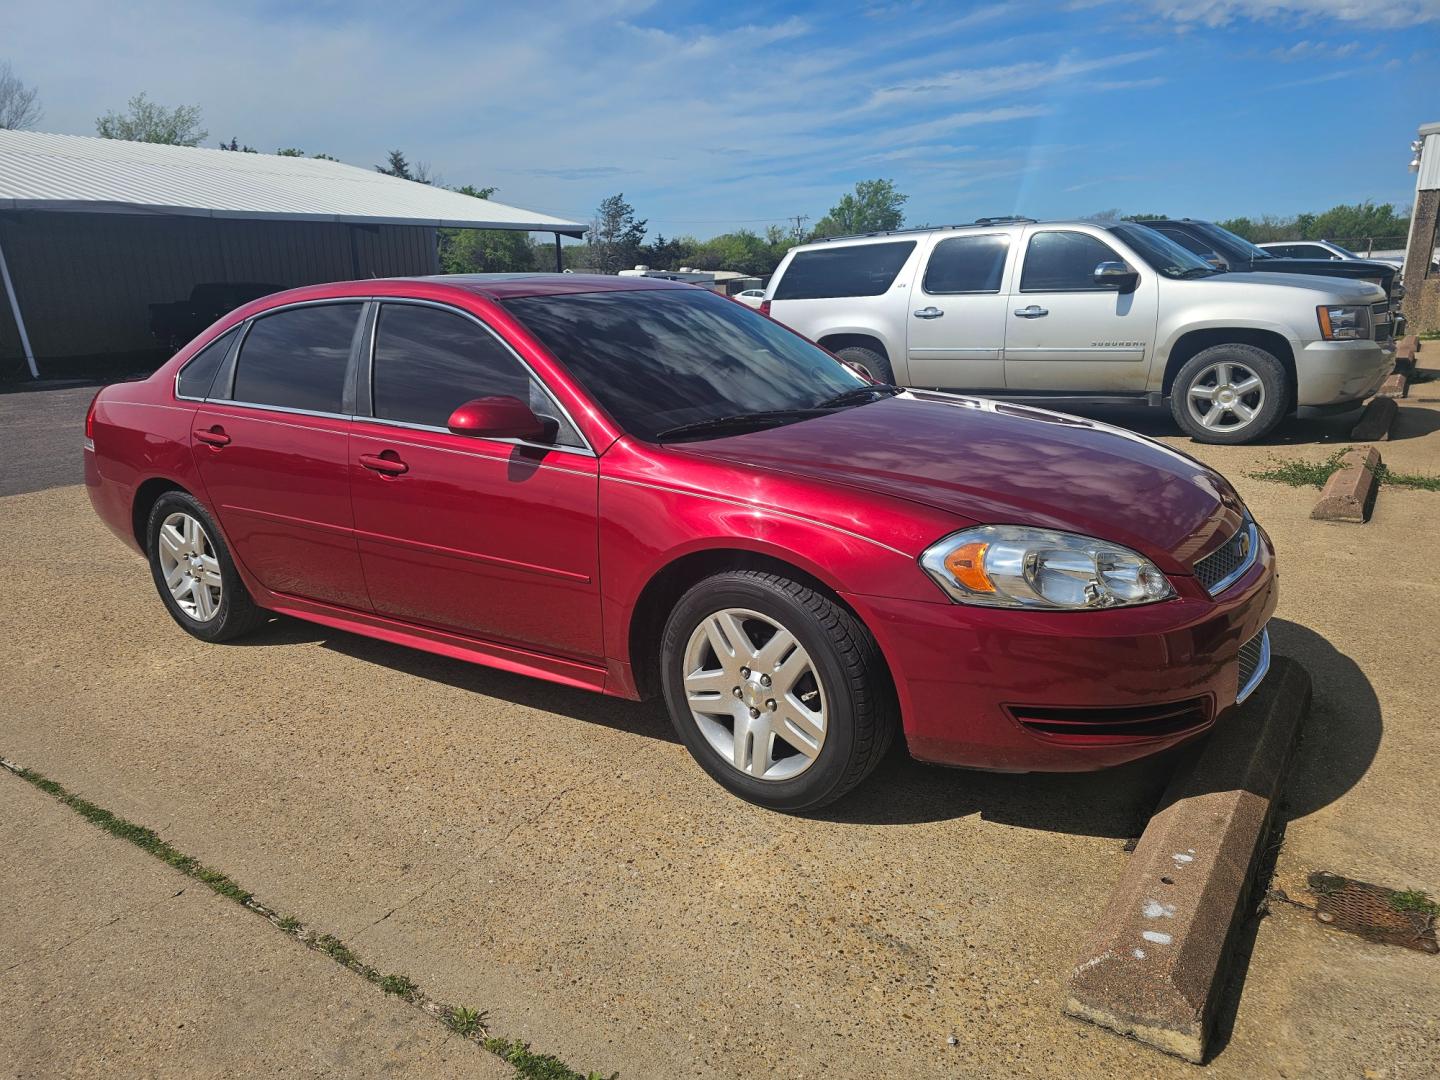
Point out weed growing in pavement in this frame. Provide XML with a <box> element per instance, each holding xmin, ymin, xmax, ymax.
<box><xmin>482</xmin><ymin>1037</ymin><xmax>620</xmax><ymax>1080</ymax></box>
<box><xmin>1</xmin><ymin>759</ymin><xmax>609</xmax><ymax>1080</ymax></box>
<box><xmin>447</xmin><ymin>1006</ymin><xmax>486</xmax><ymax>1037</ymax></box>
<box><xmin>1248</xmin><ymin>451</ymin><xmax>1440</xmax><ymax>492</ymax></box>
<box><xmin>1389</xmin><ymin>889</ymin><xmax>1440</xmax><ymax>918</ymax></box>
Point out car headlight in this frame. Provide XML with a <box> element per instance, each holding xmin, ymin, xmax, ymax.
<box><xmin>1316</xmin><ymin>304</ymin><xmax>1370</xmax><ymax>340</ymax></box>
<box><xmin>920</xmin><ymin>526</ymin><xmax>1175</xmax><ymax>609</ymax></box>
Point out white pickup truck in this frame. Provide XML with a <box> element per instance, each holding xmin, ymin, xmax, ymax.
<box><xmin>763</xmin><ymin>217</ymin><xmax>1392</xmax><ymax>444</ymax></box>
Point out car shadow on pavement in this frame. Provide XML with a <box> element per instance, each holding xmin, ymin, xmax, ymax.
<box><xmin>1390</xmin><ymin>400</ymin><xmax>1440</xmax><ymax>440</ymax></box>
<box><xmin>231</xmin><ymin>613</ymin><xmax>1378</xmax><ymax>843</ymax></box>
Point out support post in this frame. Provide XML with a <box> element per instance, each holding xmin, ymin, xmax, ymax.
<box><xmin>554</xmin><ymin>233</ymin><xmax>563</xmax><ymax>273</ymax></box>
<box><xmin>0</xmin><ymin>232</ymin><xmax>39</xmax><ymax>380</ymax></box>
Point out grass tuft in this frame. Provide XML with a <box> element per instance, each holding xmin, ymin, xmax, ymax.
<box><xmin>379</xmin><ymin>973</ymin><xmax>418</xmax><ymax>998</ymax></box>
<box><xmin>447</xmin><ymin>1005</ymin><xmax>486</xmax><ymax>1037</ymax></box>
<box><xmin>1248</xmin><ymin>451</ymin><xmax>1440</xmax><ymax>492</ymax></box>
<box><xmin>1389</xmin><ymin>889</ymin><xmax>1440</xmax><ymax>918</ymax></box>
<box><xmin>482</xmin><ymin>1038</ymin><xmax>619</xmax><ymax>1080</ymax></box>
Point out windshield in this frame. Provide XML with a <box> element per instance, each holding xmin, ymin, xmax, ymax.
<box><xmin>1105</xmin><ymin>223</ymin><xmax>1217</xmax><ymax>278</ymax></box>
<box><xmin>501</xmin><ymin>287</ymin><xmax>869</xmax><ymax>442</ymax></box>
<box><xmin>1193</xmin><ymin>221</ymin><xmax>1273</xmax><ymax>261</ymax></box>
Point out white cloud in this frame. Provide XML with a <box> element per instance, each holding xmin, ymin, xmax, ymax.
<box><xmin>1141</xmin><ymin>0</ymin><xmax>1438</xmax><ymax>28</ymax></box>
<box><xmin>861</xmin><ymin>51</ymin><xmax>1162</xmax><ymax>110</ymax></box>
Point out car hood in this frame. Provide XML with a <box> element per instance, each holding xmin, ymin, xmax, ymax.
<box><xmin>1201</xmin><ymin>271</ymin><xmax>1387</xmax><ymax>303</ymax></box>
<box><xmin>674</xmin><ymin>393</ymin><xmax>1244</xmax><ymax>571</ymax></box>
<box><xmin>1242</xmin><ymin>257</ymin><xmax>1394</xmax><ymax>293</ymax></box>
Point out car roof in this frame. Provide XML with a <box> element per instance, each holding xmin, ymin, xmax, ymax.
<box><xmin>786</xmin><ymin>218</ymin><xmax>1123</xmax><ymax>252</ymax></box>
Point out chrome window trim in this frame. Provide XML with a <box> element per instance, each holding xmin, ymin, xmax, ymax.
<box><xmin>1235</xmin><ymin>627</ymin><xmax>1271</xmax><ymax>705</ymax></box>
<box><xmin>364</xmin><ymin>296</ymin><xmax>596</xmax><ymax>457</ymax></box>
<box><xmin>179</xmin><ymin>294</ymin><xmax>596</xmax><ymax>458</ymax></box>
<box><xmin>1198</xmin><ymin>516</ymin><xmax>1259</xmax><ymax>597</ymax></box>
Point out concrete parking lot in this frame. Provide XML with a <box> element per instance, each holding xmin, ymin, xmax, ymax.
<box><xmin>2</xmin><ymin>382</ymin><xmax>1438</xmax><ymax>1078</ymax></box>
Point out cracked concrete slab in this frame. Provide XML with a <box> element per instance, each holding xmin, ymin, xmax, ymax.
<box><xmin>0</xmin><ymin>776</ymin><xmax>509</xmax><ymax>1079</ymax></box>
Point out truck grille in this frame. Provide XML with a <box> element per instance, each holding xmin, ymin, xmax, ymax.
<box><xmin>1193</xmin><ymin>517</ymin><xmax>1257</xmax><ymax>596</ymax></box>
<box><xmin>1236</xmin><ymin>625</ymin><xmax>1271</xmax><ymax>704</ymax></box>
<box><xmin>1372</xmin><ymin>302</ymin><xmax>1392</xmax><ymax>344</ymax></box>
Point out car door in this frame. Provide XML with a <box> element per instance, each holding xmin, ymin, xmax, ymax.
<box><xmin>190</xmin><ymin>300</ymin><xmax>371</xmax><ymax>610</ymax></box>
<box><xmin>1003</xmin><ymin>227</ymin><xmax>1159</xmax><ymax>394</ymax></box>
<box><xmin>905</xmin><ymin>231</ymin><xmax>1011</xmax><ymax>390</ymax></box>
<box><xmin>349</xmin><ymin>300</ymin><xmax>604</xmax><ymax>662</ymax></box>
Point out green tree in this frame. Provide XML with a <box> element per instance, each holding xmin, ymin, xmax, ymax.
<box><xmin>587</xmin><ymin>193</ymin><xmax>648</xmax><ymax>274</ymax></box>
<box><xmin>811</xmin><ymin>179</ymin><xmax>908</xmax><ymax>239</ymax></box>
<box><xmin>219</xmin><ymin>137</ymin><xmax>257</xmax><ymax>153</ymax></box>
<box><xmin>640</xmin><ymin>233</ymin><xmax>694</xmax><ymax>270</ymax></box>
<box><xmin>376</xmin><ymin>149</ymin><xmax>434</xmax><ymax>184</ymax></box>
<box><xmin>96</xmin><ymin>93</ymin><xmax>207</xmax><ymax>145</ymax></box>
<box><xmin>438</xmin><ymin>185</ymin><xmax>534</xmax><ymax>274</ymax></box>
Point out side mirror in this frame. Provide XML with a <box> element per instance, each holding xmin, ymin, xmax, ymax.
<box><xmin>1203</xmin><ymin>253</ymin><xmax>1227</xmax><ymax>271</ymax></box>
<box><xmin>447</xmin><ymin>396</ymin><xmax>547</xmax><ymax>442</ymax></box>
<box><xmin>1093</xmin><ymin>260</ymin><xmax>1139</xmax><ymax>293</ymax></box>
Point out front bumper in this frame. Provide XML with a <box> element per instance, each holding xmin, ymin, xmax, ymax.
<box><xmin>843</xmin><ymin>528</ymin><xmax>1278</xmax><ymax>772</ymax></box>
<box><xmin>1295</xmin><ymin>339</ymin><xmax>1392</xmax><ymax>407</ymax></box>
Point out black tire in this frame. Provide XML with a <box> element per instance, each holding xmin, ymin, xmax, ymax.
<box><xmin>1168</xmin><ymin>344</ymin><xmax>1288</xmax><ymax>444</ymax></box>
<box><xmin>145</xmin><ymin>491</ymin><xmax>267</xmax><ymax>642</ymax></box>
<box><xmin>659</xmin><ymin>570</ymin><xmax>896</xmax><ymax>813</ymax></box>
<box><xmin>833</xmin><ymin>344</ymin><xmax>894</xmax><ymax>384</ymax></box>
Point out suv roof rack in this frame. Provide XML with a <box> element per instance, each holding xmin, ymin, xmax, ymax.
<box><xmin>813</xmin><ymin>217</ymin><xmax>1037</xmax><ymax>244</ymax></box>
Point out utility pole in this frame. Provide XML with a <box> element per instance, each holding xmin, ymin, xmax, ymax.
<box><xmin>788</xmin><ymin>214</ymin><xmax>810</xmax><ymax>243</ymax></box>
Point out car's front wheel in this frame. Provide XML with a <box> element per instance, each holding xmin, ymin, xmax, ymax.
<box><xmin>660</xmin><ymin>570</ymin><xmax>895</xmax><ymax>812</ymax></box>
<box><xmin>146</xmin><ymin>491</ymin><xmax>267</xmax><ymax>642</ymax></box>
<box><xmin>1169</xmin><ymin>344</ymin><xmax>1288</xmax><ymax>444</ymax></box>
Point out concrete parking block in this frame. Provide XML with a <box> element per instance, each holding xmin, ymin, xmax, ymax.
<box><xmin>1310</xmin><ymin>446</ymin><xmax>1381</xmax><ymax>523</ymax></box>
<box><xmin>1065</xmin><ymin>657</ymin><xmax>1312</xmax><ymax>1063</ymax></box>
<box><xmin>1377</xmin><ymin>374</ymin><xmax>1409</xmax><ymax>399</ymax></box>
<box><xmin>1349</xmin><ymin>396</ymin><xmax>1397</xmax><ymax>442</ymax></box>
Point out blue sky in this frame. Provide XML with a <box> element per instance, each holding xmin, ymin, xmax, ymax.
<box><xmin>6</xmin><ymin>0</ymin><xmax>1438</xmax><ymax>236</ymax></box>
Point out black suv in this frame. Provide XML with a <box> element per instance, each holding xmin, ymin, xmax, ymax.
<box><xmin>1141</xmin><ymin>219</ymin><xmax>1402</xmax><ymax>340</ymax></box>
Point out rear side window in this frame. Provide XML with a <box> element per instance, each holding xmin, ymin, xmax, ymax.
<box><xmin>232</xmin><ymin>303</ymin><xmax>360</xmax><ymax>413</ymax></box>
<box><xmin>1148</xmin><ymin>224</ymin><xmax>1218</xmax><ymax>261</ymax></box>
<box><xmin>371</xmin><ymin>304</ymin><xmax>582</xmax><ymax>445</ymax></box>
<box><xmin>923</xmin><ymin>235</ymin><xmax>1009</xmax><ymax>294</ymax></box>
<box><xmin>773</xmin><ymin>241</ymin><xmax>916</xmax><ymax>300</ymax></box>
<box><xmin>176</xmin><ymin>327</ymin><xmax>237</xmax><ymax>399</ymax></box>
<box><xmin>1019</xmin><ymin>232</ymin><xmax>1126</xmax><ymax>292</ymax></box>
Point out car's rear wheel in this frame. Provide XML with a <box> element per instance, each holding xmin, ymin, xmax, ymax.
<box><xmin>833</xmin><ymin>345</ymin><xmax>894</xmax><ymax>384</ymax></box>
<box><xmin>659</xmin><ymin>570</ymin><xmax>895</xmax><ymax>812</ymax></box>
<box><xmin>1169</xmin><ymin>344</ymin><xmax>1288</xmax><ymax>444</ymax></box>
<box><xmin>146</xmin><ymin>491</ymin><xmax>267</xmax><ymax>642</ymax></box>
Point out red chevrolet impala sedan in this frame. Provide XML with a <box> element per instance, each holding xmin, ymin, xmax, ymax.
<box><xmin>85</xmin><ymin>275</ymin><xmax>1276</xmax><ymax>811</ymax></box>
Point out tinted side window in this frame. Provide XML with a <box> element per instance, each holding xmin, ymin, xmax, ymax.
<box><xmin>1019</xmin><ymin>232</ymin><xmax>1126</xmax><ymax>292</ymax></box>
<box><xmin>371</xmin><ymin>304</ymin><xmax>581</xmax><ymax>445</ymax></box>
<box><xmin>773</xmin><ymin>242</ymin><xmax>916</xmax><ymax>300</ymax></box>
<box><xmin>232</xmin><ymin>304</ymin><xmax>360</xmax><ymax>413</ymax></box>
<box><xmin>923</xmin><ymin>235</ymin><xmax>1009</xmax><ymax>294</ymax></box>
<box><xmin>176</xmin><ymin>327</ymin><xmax>237</xmax><ymax>399</ymax></box>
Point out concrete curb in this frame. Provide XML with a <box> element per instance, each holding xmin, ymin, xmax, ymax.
<box><xmin>1394</xmin><ymin>335</ymin><xmax>1419</xmax><ymax>374</ymax></box>
<box><xmin>1064</xmin><ymin>658</ymin><xmax>1312</xmax><ymax>1063</ymax></box>
<box><xmin>1311</xmin><ymin>446</ymin><xmax>1381</xmax><ymax>523</ymax></box>
<box><xmin>1377</xmin><ymin>373</ymin><xmax>1409</xmax><ymax>399</ymax></box>
<box><xmin>1349</xmin><ymin>396</ymin><xmax>1397</xmax><ymax>442</ymax></box>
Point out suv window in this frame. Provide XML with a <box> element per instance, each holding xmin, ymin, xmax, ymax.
<box><xmin>1147</xmin><ymin>224</ymin><xmax>1220</xmax><ymax>262</ymax></box>
<box><xmin>232</xmin><ymin>303</ymin><xmax>360</xmax><ymax>413</ymax></box>
<box><xmin>773</xmin><ymin>241</ymin><xmax>916</xmax><ymax>300</ymax></box>
<box><xmin>1019</xmin><ymin>231</ymin><xmax>1127</xmax><ymax>292</ymax></box>
<box><xmin>923</xmin><ymin>234</ymin><xmax>1009</xmax><ymax>294</ymax></box>
<box><xmin>176</xmin><ymin>327</ymin><xmax>237</xmax><ymax>399</ymax></box>
<box><xmin>371</xmin><ymin>303</ymin><xmax>582</xmax><ymax>445</ymax></box>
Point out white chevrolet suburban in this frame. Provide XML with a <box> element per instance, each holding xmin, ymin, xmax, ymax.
<box><xmin>762</xmin><ymin>218</ymin><xmax>1392</xmax><ymax>443</ymax></box>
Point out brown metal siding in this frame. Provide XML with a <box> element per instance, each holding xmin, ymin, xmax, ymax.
<box><xmin>0</xmin><ymin>211</ymin><xmax>439</xmax><ymax>362</ymax></box>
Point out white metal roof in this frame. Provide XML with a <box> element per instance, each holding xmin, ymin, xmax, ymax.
<box><xmin>0</xmin><ymin>129</ymin><xmax>586</xmax><ymax>234</ymax></box>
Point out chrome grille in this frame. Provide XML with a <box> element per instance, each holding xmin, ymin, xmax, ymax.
<box><xmin>1372</xmin><ymin>302</ymin><xmax>1392</xmax><ymax>344</ymax></box>
<box><xmin>1236</xmin><ymin>625</ymin><xmax>1271</xmax><ymax>704</ymax></box>
<box><xmin>1193</xmin><ymin>517</ymin><xmax>1257</xmax><ymax>596</ymax></box>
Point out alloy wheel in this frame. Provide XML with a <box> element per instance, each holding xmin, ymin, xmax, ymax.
<box><xmin>681</xmin><ymin>608</ymin><xmax>827</xmax><ymax>781</ymax></box>
<box><xmin>1186</xmin><ymin>360</ymin><xmax>1265</xmax><ymax>433</ymax></box>
<box><xmin>157</xmin><ymin>511</ymin><xmax>223</xmax><ymax>621</ymax></box>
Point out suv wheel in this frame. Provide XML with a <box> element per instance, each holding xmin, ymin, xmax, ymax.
<box><xmin>833</xmin><ymin>345</ymin><xmax>894</xmax><ymax>384</ymax></box>
<box><xmin>1169</xmin><ymin>344</ymin><xmax>1287</xmax><ymax>444</ymax></box>
<box><xmin>659</xmin><ymin>570</ymin><xmax>895</xmax><ymax>813</ymax></box>
<box><xmin>146</xmin><ymin>491</ymin><xmax>268</xmax><ymax>642</ymax></box>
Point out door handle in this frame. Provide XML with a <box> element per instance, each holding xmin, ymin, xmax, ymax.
<box><xmin>913</xmin><ymin>306</ymin><xmax>945</xmax><ymax>319</ymax></box>
<box><xmin>194</xmin><ymin>427</ymin><xmax>231</xmax><ymax>447</ymax></box>
<box><xmin>358</xmin><ymin>451</ymin><xmax>408</xmax><ymax>477</ymax></box>
<box><xmin>1013</xmin><ymin>305</ymin><xmax>1048</xmax><ymax>318</ymax></box>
